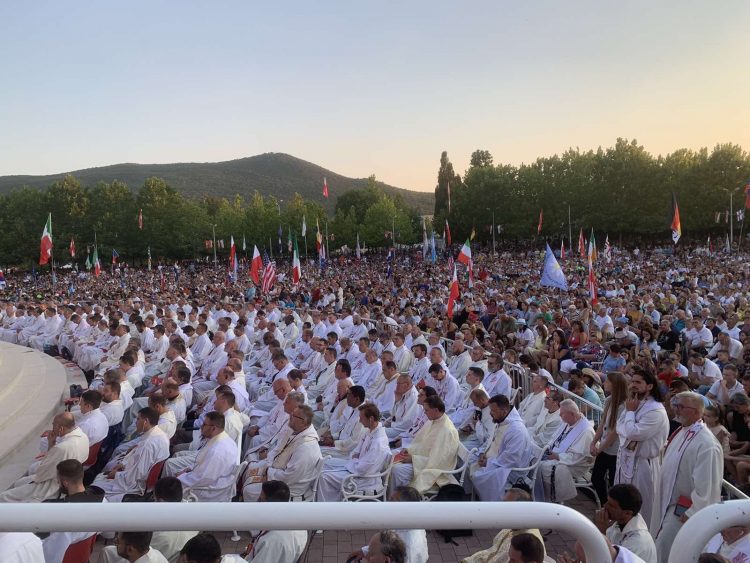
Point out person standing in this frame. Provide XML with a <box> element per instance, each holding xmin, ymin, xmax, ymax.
<box><xmin>590</xmin><ymin>372</ymin><xmax>627</xmax><ymax>506</ymax></box>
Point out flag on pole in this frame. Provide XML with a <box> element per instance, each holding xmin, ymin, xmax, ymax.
<box><xmin>587</xmin><ymin>255</ymin><xmax>598</xmax><ymax>305</ymax></box>
<box><xmin>356</xmin><ymin>233</ymin><xmax>361</xmax><ymax>259</ymax></box>
<box><xmin>301</xmin><ymin>215</ymin><xmax>307</xmax><ymax>237</ymax></box>
<box><xmin>93</xmin><ymin>246</ymin><xmax>101</xmax><ymax>277</ymax></box>
<box><xmin>315</xmin><ymin>219</ymin><xmax>322</xmax><ymax>254</ymax></box>
<box><xmin>444</xmin><ymin>219</ymin><xmax>452</xmax><ymax>246</ymax></box>
<box><xmin>578</xmin><ymin>228</ymin><xmax>585</xmax><ymax>258</ymax></box>
<box><xmin>725</xmin><ymin>210</ymin><xmax>730</xmax><ymax>224</ymax></box>
<box><xmin>430</xmin><ymin>231</ymin><xmax>437</xmax><ymax>264</ymax></box>
<box><xmin>671</xmin><ymin>194</ymin><xmax>682</xmax><ymax>244</ymax></box>
<box><xmin>138</xmin><ymin>209</ymin><xmax>143</xmax><ymax>230</ymax></box>
<box><xmin>0</xmin><ymin>270</ymin><xmax>5</xmax><ymax>290</ymax></box>
<box><xmin>85</xmin><ymin>253</ymin><xmax>92</xmax><ymax>270</ymax></box>
<box><xmin>39</xmin><ymin>213</ymin><xmax>53</xmax><ymax>265</ymax></box>
<box><xmin>147</xmin><ymin>246</ymin><xmax>152</xmax><ymax>271</ymax></box>
<box><xmin>112</xmin><ymin>249</ymin><xmax>119</xmax><ymax>264</ymax></box>
<box><xmin>604</xmin><ymin>235</ymin><xmax>612</xmax><ymax>263</ymax></box>
<box><xmin>470</xmin><ymin>226</ymin><xmax>476</xmax><ymax>241</ymax></box>
<box><xmin>707</xmin><ymin>236</ymin><xmax>712</xmax><ymax>255</ymax></box>
<box><xmin>322</xmin><ymin>177</ymin><xmax>329</xmax><ymax>199</ymax></box>
<box><xmin>726</xmin><ymin>233</ymin><xmax>731</xmax><ymax>253</ymax></box>
<box><xmin>277</xmin><ymin>225</ymin><xmax>283</xmax><ymax>253</ymax></box>
<box><xmin>457</xmin><ymin>239</ymin><xmax>472</xmax><ymax>266</ymax></box>
<box><xmin>262</xmin><ymin>261</ymin><xmax>277</xmax><ymax>293</ymax></box>
<box><xmin>229</xmin><ymin>236</ymin><xmax>237</xmax><ymax>271</ymax></box>
<box><xmin>292</xmin><ymin>239</ymin><xmax>301</xmax><ymax>285</ymax></box>
<box><xmin>560</xmin><ymin>240</ymin><xmax>565</xmax><ymax>260</ymax></box>
<box><xmin>250</xmin><ymin>245</ymin><xmax>263</xmax><ymax>284</ymax></box>
<box><xmin>540</xmin><ymin>243</ymin><xmax>568</xmax><ymax>290</ymax></box>
<box><xmin>69</xmin><ymin>237</ymin><xmax>76</xmax><ymax>258</ymax></box>
<box><xmin>588</xmin><ymin>229</ymin><xmax>598</xmax><ymax>262</ymax></box>
<box><xmin>242</xmin><ymin>235</ymin><xmax>246</xmax><ymax>252</ymax></box>
<box><xmin>422</xmin><ymin>218</ymin><xmax>428</xmax><ymax>260</ymax></box>
<box><xmin>447</xmin><ymin>181</ymin><xmax>451</xmax><ymax>214</ymax></box>
<box><xmin>287</xmin><ymin>230</ymin><xmax>293</xmax><ymax>254</ymax></box>
<box><xmin>447</xmin><ymin>265</ymin><xmax>459</xmax><ymax>318</ymax></box>
<box><xmin>715</xmin><ymin>212</ymin><xmax>721</xmax><ymax>223</ymax></box>
<box><xmin>537</xmin><ymin>209</ymin><xmax>543</xmax><ymax>235</ymax></box>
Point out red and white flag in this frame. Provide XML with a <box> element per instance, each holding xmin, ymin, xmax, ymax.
<box><xmin>560</xmin><ymin>240</ymin><xmax>565</xmax><ymax>260</ymax></box>
<box><xmin>69</xmin><ymin>237</ymin><xmax>76</xmax><ymax>258</ymax></box>
<box><xmin>262</xmin><ymin>262</ymin><xmax>277</xmax><ymax>293</ymax></box>
<box><xmin>537</xmin><ymin>209</ymin><xmax>543</xmax><ymax>235</ymax></box>
<box><xmin>229</xmin><ymin>236</ymin><xmax>237</xmax><ymax>270</ymax></box>
<box><xmin>292</xmin><ymin>240</ymin><xmax>301</xmax><ymax>285</ymax></box>
<box><xmin>587</xmin><ymin>254</ymin><xmax>598</xmax><ymax>305</ymax></box>
<box><xmin>578</xmin><ymin>228</ymin><xmax>585</xmax><ymax>258</ymax></box>
<box><xmin>138</xmin><ymin>208</ymin><xmax>143</xmax><ymax>230</ymax></box>
<box><xmin>444</xmin><ymin>219</ymin><xmax>452</xmax><ymax>246</ymax></box>
<box><xmin>250</xmin><ymin>245</ymin><xmax>263</xmax><ymax>285</ymax></box>
<box><xmin>322</xmin><ymin>177</ymin><xmax>329</xmax><ymax>199</ymax></box>
<box><xmin>39</xmin><ymin>213</ymin><xmax>53</xmax><ymax>265</ymax></box>
<box><xmin>447</xmin><ymin>265</ymin><xmax>459</xmax><ymax>318</ymax></box>
<box><xmin>457</xmin><ymin>239</ymin><xmax>472</xmax><ymax>266</ymax></box>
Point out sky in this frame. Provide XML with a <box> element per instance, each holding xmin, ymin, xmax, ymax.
<box><xmin>1</xmin><ymin>1</ymin><xmax>749</xmax><ymax>193</ymax></box>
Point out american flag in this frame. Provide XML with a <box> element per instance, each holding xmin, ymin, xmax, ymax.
<box><xmin>448</xmin><ymin>255</ymin><xmax>455</xmax><ymax>272</ymax></box>
<box><xmin>262</xmin><ymin>261</ymin><xmax>276</xmax><ymax>293</ymax></box>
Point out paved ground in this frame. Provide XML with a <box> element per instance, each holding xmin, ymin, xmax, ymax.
<box><xmin>91</xmin><ymin>493</ymin><xmax>598</xmax><ymax>562</ymax></box>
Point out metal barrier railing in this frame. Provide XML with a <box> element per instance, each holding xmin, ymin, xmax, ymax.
<box><xmin>0</xmin><ymin>501</ymin><xmax>612</xmax><ymax>562</ymax></box>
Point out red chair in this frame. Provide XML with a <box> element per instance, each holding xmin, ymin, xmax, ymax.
<box><xmin>62</xmin><ymin>533</ymin><xmax>97</xmax><ymax>563</ymax></box>
<box><xmin>83</xmin><ymin>441</ymin><xmax>103</xmax><ymax>469</ymax></box>
<box><xmin>145</xmin><ymin>459</ymin><xmax>167</xmax><ymax>494</ymax></box>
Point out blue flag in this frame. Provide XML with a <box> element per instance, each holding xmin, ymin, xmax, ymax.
<box><xmin>540</xmin><ymin>243</ymin><xmax>568</xmax><ymax>290</ymax></box>
<box><xmin>430</xmin><ymin>231</ymin><xmax>437</xmax><ymax>264</ymax></box>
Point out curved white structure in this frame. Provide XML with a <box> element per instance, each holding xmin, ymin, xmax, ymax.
<box><xmin>0</xmin><ymin>501</ymin><xmax>612</xmax><ymax>562</ymax></box>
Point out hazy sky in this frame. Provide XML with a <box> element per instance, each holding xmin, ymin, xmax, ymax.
<box><xmin>1</xmin><ymin>1</ymin><xmax>749</xmax><ymax>192</ymax></box>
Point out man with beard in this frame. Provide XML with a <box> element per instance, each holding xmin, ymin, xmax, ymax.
<box><xmin>614</xmin><ymin>369</ymin><xmax>669</xmax><ymax>526</ymax></box>
<box><xmin>471</xmin><ymin>394</ymin><xmax>538</xmax><ymax>501</ymax></box>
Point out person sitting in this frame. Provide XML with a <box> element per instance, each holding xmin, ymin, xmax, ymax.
<box><xmin>459</xmin><ymin>389</ymin><xmax>496</xmax><ymax>451</ymax></box>
<box><xmin>424</xmin><ymin>362</ymin><xmax>462</xmax><ymax>412</ymax></box>
<box><xmin>703</xmin><ymin>525</ymin><xmax>750</xmax><ymax>561</ymax></box>
<box><xmin>0</xmin><ymin>412</ymin><xmax>89</xmax><ymax>503</ymax></box>
<box><xmin>391</xmin><ymin>395</ymin><xmax>460</xmax><ymax>494</ymax></box>
<box><xmin>383</xmin><ymin>375</ymin><xmax>420</xmax><ymax>441</ymax></box>
<box><xmin>472</xmin><ymin>395</ymin><xmax>538</xmax><ymax>501</ymax></box>
<box><xmin>531</xmin><ymin>391</ymin><xmax>564</xmax><ymax>448</ymax></box>
<box><xmin>535</xmin><ymin>399</ymin><xmax>595</xmax><ymax>503</ymax></box>
<box><xmin>317</xmin><ymin>403</ymin><xmax>391</xmax><ymax>501</ymax></box>
<box><xmin>593</xmin><ymin>484</ymin><xmax>657</xmax><ymax>563</ymax></box>
<box><xmin>517</xmin><ymin>374</ymin><xmax>548</xmax><ymax>428</ymax></box>
<box><xmin>389</xmin><ymin>386</ymin><xmax>438</xmax><ymax>449</ymax></box>
<box><xmin>318</xmin><ymin>385</ymin><xmax>367</xmax><ymax>459</ymax></box>
<box><xmin>47</xmin><ymin>390</ymin><xmax>108</xmax><ymax>455</ymax></box>
<box><xmin>92</xmin><ymin>407</ymin><xmax>170</xmax><ymax>502</ymax></box>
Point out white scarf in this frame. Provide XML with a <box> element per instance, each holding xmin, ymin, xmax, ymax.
<box><xmin>551</xmin><ymin>416</ymin><xmax>590</xmax><ymax>454</ymax></box>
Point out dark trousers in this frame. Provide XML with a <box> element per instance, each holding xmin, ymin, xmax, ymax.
<box><xmin>591</xmin><ymin>451</ymin><xmax>617</xmax><ymax>504</ymax></box>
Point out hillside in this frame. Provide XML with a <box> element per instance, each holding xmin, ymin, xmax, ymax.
<box><xmin>0</xmin><ymin>153</ymin><xmax>434</xmax><ymax>213</ymax></box>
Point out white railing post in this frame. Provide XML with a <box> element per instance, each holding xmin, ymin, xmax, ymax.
<box><xmin>668</xmin><ymin>500</ymin><xmax>750</xmax><ymax>563</ymax></box>
<box><xmin>0</xmin><ymin>502</ymin><xmax>611</xmax><ymax>562</ymax></box>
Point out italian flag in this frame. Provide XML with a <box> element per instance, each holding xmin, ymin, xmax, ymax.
<box><xmin>447</xmin><ymin>265</ymin><xmax>459</xmax><ymax>318</ymax></box>
<box><xmin>250</xmin><ymin>245</ymin><xmax>263</xmax><ymax>285</ymax></box>
<box><xmin>39</xmin><ymin>213</ymin><xmax>53</xmax><ymax>265</ymax></box>
<box><xmin>457</xmin><ymin>239</ymin><xmax>472</xmax><ymax>266</ymax></box>
<box><xmin>292</xmin><ymin>239</ymin><xmax>301</xmax><ymax>284</ymax></box>
<box><xmin>93</xmin><ymin>246</ymin><xmax>101</xmax><ymax>277</ymax></box>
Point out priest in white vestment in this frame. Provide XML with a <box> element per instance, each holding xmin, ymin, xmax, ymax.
<box><xmin>482</xmin><ymin>354</ymin><xmax>513</xmax><ymax>399</ymax></box>
<box><xmin>458</xmin><ymin>389</ymin><xmax>496</xmax><ymax>451</ymax></box>
<box><xmin>535</xmin><ymin>399</ymin><xmax>595</xmax><ymax>503</ymax></box>
<box><xmin>42</xmin><ymin>390</ymin><xmax>108</xmax><ymax>455</ymax></box>
<box><xmin>318</xmin><ymin>403</ymin><xmax>391</xmax><ymax>501</ymax></box>
<box><xmin>652</xmin><ymin>392</ymin><xmax>723</xmax><ymax>563</ymax></box>
<box><xmin>246</xmin><ymin>380</ymin><xmax>292</xmax><ymax>449</ymax></box>
<box><xmin>0</xmin><ymin>413</ymin><xmax>89</xmax><ymax>503</ymax></box>
<box><xmin>242</xmin><ymin>405</ymin><xmax>322</xmax><ymax>502</ymax></box>
<box><xmin>304</xmin><ymin>347</ymin><xmax>337</xmax><ymax>402</ymax></box>
<box><xmin>614</xmin><ymin>371</ymin><xmax>669</xmax><ymax>527</ymax></box>
<box><xmin>517</xmin><ymin>375</ymin><xmax>548</xmax><ymax>428</ymax></box>
<box><xmin>319</xmin><ymin>385</ymin><xmax>366</xmax><ymax>459</ymax></box>
<box><xmin>384</xmin><ymin>376</ymin><xmax>420</xmax><ymax>440</ymax></box>
<box><xmin>391</xmin><ymin>395</ymin><xmax>460</xmax><ymax>494</ymax></box>
<box><xmin>425</xmin><ymin>363</ymin><xmax>462</xmax><ymax>412</ymax></box>
<box><xmin>531</xmin><ymin>391</ymin><xmax>564</xmax><ymax>448</ymax></box>
<box><xmin>473</xmin><ymin>396</ymin><xmax>539</xmax><ymax>501</ymax></box>
<box><xmin>703</xmin><ymin>526</ymin><xmax>750</xmax><ymax>561</ymax></box>
<box><xmin>93</xmin><ymin>407</ymin><xmax>170</xmax><ymax>502</ymax></box>
<box><xmin>450</xmin><ymin>367</ymin><xmax>486</xmax><ymax>429</ymax></box>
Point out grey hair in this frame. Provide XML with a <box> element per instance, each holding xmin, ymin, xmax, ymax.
<box><xmin>676</xmin><ymin>391</ymin><xmax>705</xmax><ymax>413</ymax></box>
<box><xmin>287</xmin><ymin>391</ymin><xmax>306</xmax><ymax>405</ymax></box>
<box><xmin>376</xmin><ymin>530</ymin><xmax>407</xmax><ymax>563</ymax></box>
<box><xmin>505</xmin><ymin>487</ymin><xmax>532</xmax><ymax>502</ymax></box>
<box><xmin>559</xmin><ymin>398</ymin><xmax>580</xmax><ymax>415</ymax></box>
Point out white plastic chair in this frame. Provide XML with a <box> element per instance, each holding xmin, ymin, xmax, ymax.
<box><xmin>341</xmin><ymin>454</ymin><xmax>394</xmax><ymax>502</ymax></box>
<box><xmin>295</xmin><ymin>455</ymin><xmax>329</xmax><ymax>502</ymax></box>
<box><xmin>422</xmin><ymin>443</ymin><xmax>471</xmax><ymax>501</ymax></box>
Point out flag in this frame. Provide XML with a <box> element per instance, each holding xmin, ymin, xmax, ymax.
<box><xmin>671</xmin><ymin>194</ymin><xmax>682</xmax><ymax>244</ymax></box>
<box><xmin>537</xmin><ymin>209</ymin><xmax>543</xmax><ymax>235</ymax></box>
<box><xmin>242</xmin><ymin>235</ymin><xmax>246</xmax><ymax>252</ymax></box>
<box><xmin>422</xmin><ymin>218</ymin><xmax>428</xmax><ymax>260</ymax></box>
<box><xmin>540</xmin><ymin>243</ymin><xmax>568</xmax><ymax>290</ymax></box>
<box><xmin>301</xmin><ymin>215</ymin><xmax>307</xmax><ymax>237</ymax></box>
<box><xmin>737</xmin><ymin>209</ymin><xmax>745</xmax><ymax>222</ymax></box>
<box><xmin>138</xmin><ymin>208</ymin><xmax>143</xmax><ymax>230</ymax></box>
<box><xmin>588</xmin><ymin>229</ymin><xmax>598</xmax><ymax>262</ymax></box>
<box><xmin>604</xmin><ymin>235</ymin><xmax>612</xmax><ymax>263</ymax></box>
<box><xmin>448</xmin><ymin>255</ymin><xmax>454</xmax><ymax>272</ymax></box>
<box><xmin>278</xmin><ymin>224</ymin><xmax>283</xmax><ymax>252</ymax></box>
<box><xmin>356</xmin><ymin>233</ymin><xmax>361</xmax><ymax>259</ymax></box>
<box><xmin>707</xmin><ymin>236</ymin><xmax>712</xmax><ymax>255</ymax></box>
<box><xmin>430</xmin><ymin>231</ymin><xmax>437</xmax><ymax>264</ymax></box>
<box><xmin>85</xmin><ymin>253</ymin><xmax>92</xmax><ymax>270</ymax></box>
<box><xmin>470</xmin><ymin>226</ymin><xmax>476</xmax><ymax>241</ymax></box>
<box><xmin>93</xmin><ymin>246</ymin><xmax>101</xmax><ymax>277</ymax></box>
<box><xmin>0</xmin><ymin>270</ymin><xmax>5</xmax><ymax>290</ymax></box>
<box><xmin>147</xmin><ymin>246</ymin><xmax>152</xmax><ymax>271</ymax></box>
<box><xmin>578</xmin><ymin>228</ymin><xmax>585</xmax><ymax>258</ymax></box>
<box><xmin>715</xmin><ymin>212</ymin><xmax>721</xmax><ymax>223</ymax></box>
<box><xmin>726</xmin><ymin>233</ymin><xmax>731</xmax><ymax>253</ymax></box>
<box><xmin>447</xmin><ymin>181</ymin><xmax>451</xmax><ymax>214</ymax></box>
<box><xmin>457</xmin><ymin>239</ymin><xmax>472</xmax><ymax>266</ymax></box>
<box><xmin>287</xmin><ymin>229</ymin><xmax>293</xmax><ymax>253</ymax></box>
<box><xmin>292</xmin><ymin>239</ymin><xmax>301</xmax><ymax>285</ymax></box>
<box><xmin>587</xmin><ymin>255</ymin><xmax>598</xmax><ymax>305</ymax></box>
<box><xmin>229</xmin><ymin>236</ymin><xmax>237</xmax><ymax>271</ymax></box>
<box><xmin>69</xmin><ymin>237</ymin><xmax>76</xmax><ymax>258</ymax></box>
<box><xmin>447</xmin><ymin>265</ymin><xmax>459</xmax><ymax>318</ymax></box>
<box><xmin>315</xmin><ymin>219</ymin><xmax>322</xmax><ymax>254</ymax></box>
<box><xmin>112</xmin><ymin>248</ymin><xmax>119</xmax><ymax>264</ymax></box>
<box><xmin>250</xmin><ymin>245</ymin><xmax>262</xmax><ymax>285</ymax></box>
<box><xmin>560</xmin><ymin>240</ymin><xmax>565</xmax><ymax>260</ymax></box>
<box><xmin>39</xmin><ymin>213</ymin><xmax>53</xmax><ymax>265</ymax></box>
<box><xmin>444</xmin><ymin>219</ymin><xmax>452</xmax><ymax>246</ymax></box>
<box><xmin>262</xmin><ymin>261</ymin><xmax>277</xmax><ymax>293</ymax></box>
<box><xmin>322</xmin><ymin>177</ymin><xmax>329</xmax><ymax>199</ymax></box>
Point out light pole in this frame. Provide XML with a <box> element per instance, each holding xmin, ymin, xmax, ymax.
<box><xmin>212</xmin><ymin>224</ymin><xmax>217</xmax><ymax>268</ymax></box>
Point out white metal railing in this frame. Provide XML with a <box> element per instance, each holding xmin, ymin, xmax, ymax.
<box><xmin>668</xmin><ymin>499</ymin><xmax>750</xmax><ymax>563</ymax></box>
<box><xmin>0</xmin><ymin>502</ymin><xmax>612</xmax><ymax>562</ymax></box>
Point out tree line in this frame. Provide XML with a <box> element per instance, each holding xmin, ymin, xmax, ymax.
<box><xmin>433</xmin><ymin>138</ymin><xmax>750</xmax><ymax>245</ymax></box>
<box><xmin>0</xmin><ymin>175</ymin><xmax>421</xmax><ymax>266</ymax></box>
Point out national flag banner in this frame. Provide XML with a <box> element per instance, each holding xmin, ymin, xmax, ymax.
<box><xmin>726</xmin><ymin>233</ymin><xmax>731</xmax><ymax>253</ymax></box>
<box><xmin>470</xmin><ymin>226</ymin><xmax>476</xmax><ymax>241</ymax></box>
<box><xmin>278</xmin><ymin>224</ymin><xmax>283</xmax><ymax>250</ymax></box>
<box><xmin>444</xmin><ymin>219</ymin><xmax>452</xmax><ymax>246</ymax></box>
<box><xmin>229</xmin><ymin>236</ymin><xmax>237</xmax><ymax>271</ymax></box>
<box><xmin>250</xmin><ymin>245</ymin><xmax>263</xmax><ymax>285</ymax></box>
<box><xmin>292</xmin><ymin>239</ymin><xmax>301</xmax><ymax>285</ymax></box>
<box><xmin>287</xmin><ymin>230</ymin><xmax>293</xmax><ymax>253</ymax></box>
<box><xmin>588</xmin><ymin>229</ymin><xmax>598</xmax><ymax>262</ymax></box>
<box><xmin>715</xmin><ymin>212</ymin><xmax>721</xmax><ymax>223</ymax></box>
<box><xmin>147</xmin><ymin>246</ymin><xmax>152</xmax><ymax>271</ymax></box>
<box><xmin>262</xmin><ymin>261</ymin><xmax>277</xmax><ymax>293</ymax></box>
<box><xmin>69</xmin><ymin>237</ymin><xmax>76</xmax><ymax>258</ymax></box>
<box><xmin>604</xmin><ymin>235</ymin><xmax>612</xmax><ymax>263</ymax></box>
<box><xmin>737</xmin><ymin>209</ymin><xmax>745</xmax><ymax>222</ymax></box>
<box><xmin>356</xmin><ymin>233</ymin><xmax>361</xmax><ymax>260</ymax></box>
<box><xmin>587</xmin><ymin>257</ymin><xmax>598</xmax><ymax>305</ymax></box>
<box><xmin>315</xmin><ymin>219</ymin><xmax>322</xmax><ymax>253</ymax></box>
<box><xmin>578</xmin><ymin>228</ymin><xmax>585</xmax><ymax>258</ymax></box>
<box><xmin>422</xmin><ymin>217</ymin><xmax>428</xmax><ymax>260</ymax></box>
<box><xmin>0</xmin><ymin>270</ymin><xmax>5</xmax><ymax>290</ymax></box>
<box><xmin>537</xmin><ymin>209</ymin><xmax>543</xmax><ymax>235</ymax></box>
<box><xmin>560</xmin><ymin>240</ymin><xmax>565</xmax><ymax>260</ymax></box>
<box><xmin>138</xmin><ymin>208</ymin><xmax>143</xmax><ymax>230</ymax></box>
<box><xmin>671</xmin><ymin>194</ymin><xmax>682</xmax><ymax>244</ymax></box>
<box><xmin>112</xmin><ymin>248</ymin><xmax>120</xmax><ymax>264</ymax></box>
<box><xmin>39</xmin><ymin>213</ymin><xmax>53</xmax><ymax>265</ymax></box>
<box><xmin>217</xmin><ymin>239</ymin><xmax>224</xmax><ymax>249</ymax></box>
<box><xmin>447</xmin><ymin>181</ymin><xmax>451</xmax><ymax>214</ymax></box>
<box><xmin>85</xmin><ymin>254</ymin><xmax>92</xmax><ymax>270</ymax></box>
<box><xmin>93</xmin><ymin>246</ymin><xmax>101</xmax><ymax>277</ymax></box>
<box><xmin>242</xmin><ymin>235</ymin><xmax>246</xmax><ymax>252</ymax></box>
<box><xmin>430</xmin><ymin>231</ymin><xmax>437</xmax><ymax>264</ymax></box>
<box><xmin>725</xmin><ymin>210</ymin><xmax>730</xmax><ymax>224</ymax></box>
<box><xmin>301</xmin><ymin>215</ymin><xmax>307</xmax><ymax>237</ymax></box>
<box><xmin>447</xmin><ymin>265</ymin><xmax>459</xmax><ymax>318</ymax></box>
<box><xmin>540</xmin><ymin>243</ymin><xmax>568</xmax><ymax>290</ymax></box>
<box><xmin>322</xmin><ymin>177</ymin><xmax>329</xmax><ymax>199</ymax></box>
<box><xmin>457</xmin><ymin>239</ymin><xmax>472</xmax><ymax>266</ymax></box>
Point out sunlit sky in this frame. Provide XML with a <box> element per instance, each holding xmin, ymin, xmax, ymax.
<box><xmin>1</xmin><ymin>1</ymin><xmax>749</xmax><ymax>192</ymax></box>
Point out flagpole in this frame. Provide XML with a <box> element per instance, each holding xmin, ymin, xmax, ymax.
<box><xmin>568</xmin><ymin>205</ymin><xmax>572</xmax><ymax>255</ymax></box>
<box><xmin>304</xmin><ymin>233</ymin><xmax>308</xmax><ymax>259</ymax></box>
<box><xmin>211</xmin><ymin>224</ymin><xmax>217</xmax><ymax>269</ymax></box>
<box><xmin>730</xmin><ymin>191</ymin><xmax>734</xmax><ymax>253</ymax></box>
<box><xmin>325</xmin><ymin>221</ymin><xmax>330</xmax><ymax>259</ymax></box>
<box><xmin>269</xmin><ymin>237</ymin><xmax>273</xmax><ymax>260</ymax></box>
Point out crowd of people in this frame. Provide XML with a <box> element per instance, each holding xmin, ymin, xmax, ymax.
<box><xmin>0</xmin><ymin>242</ymin><xmax>749</xmax><ymax>562</ymax></box>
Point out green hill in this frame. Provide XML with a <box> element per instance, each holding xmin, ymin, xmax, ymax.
<box><xmin>0</xmin><ymin>153</ymin><xmax>434</xmax><ymax>213</ymax></box>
